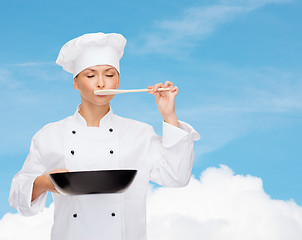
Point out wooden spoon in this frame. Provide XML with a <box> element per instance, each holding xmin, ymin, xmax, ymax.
<box><xmin>94</xmin><ymin>88</ymin><xmax>171</xmax><ymax>95</ymax></box>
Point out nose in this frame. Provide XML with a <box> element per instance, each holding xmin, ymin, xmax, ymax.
<box><xmin>97</xmin><ymin>75</ymin><xmax>105</xmax><ymax>88</ymax></box>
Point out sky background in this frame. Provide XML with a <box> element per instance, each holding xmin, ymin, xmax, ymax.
<box><xmin>0</xmin><ymin>0</ymin><xmax>301</xmax><ymax>235</ymax></box>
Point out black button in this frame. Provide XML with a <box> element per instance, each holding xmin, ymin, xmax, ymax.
<box><xmin>72</xmin><ymin>130</ymin><xmax>76</xmax><ymax>134</ymax></box>
<box><xmin>111</xmin><ymin>213</ymin><xmax>115</xmax><ymax>217</ymax></box>
<box><xmin>109</xmin><ymin>128</ymin><xmax>113</xmax><ymax>132</ymax></box>
<box><xmin>110</xmin><ymin>150</ymin><xmax>114</xmax><ymax>154</ymax></box>
<box><xmin>73</xmin><ymin>213</ymin><xmax>77</xmax><ymax>218</ymax></box>
<box><xmin>71</xmin><ymin>150</ymin><xmax>75</xmax><ymax>155</ymax></box>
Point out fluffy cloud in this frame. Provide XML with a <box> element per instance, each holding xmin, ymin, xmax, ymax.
<box><xmin>147</xmin><ymin>165</ymin><xmax>302</xmax><ymax>239</ymax></box>
<box><xmin>1</xmin><ymin>165</ymin><xmax>302</xmax><ymax>240</ymax></box>
<box><xmin>0</xmin><ymin>203</ymin><xmax>53</xmax><ymax>240</ymax></box>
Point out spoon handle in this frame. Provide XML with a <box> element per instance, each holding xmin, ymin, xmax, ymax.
<box><xmin>94</xmin><ymin>88</ymin><xmax>171</xmax><ymax>95</ymax></box>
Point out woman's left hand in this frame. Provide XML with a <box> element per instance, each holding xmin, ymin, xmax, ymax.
<box><xmin>148</xmin><ymin>81</ymin><xmax>179</xmax><ymax>127</ymax></box>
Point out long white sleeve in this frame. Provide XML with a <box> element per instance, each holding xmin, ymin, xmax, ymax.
<box><xmin>8</xmin><ymin>134</ymin><xmax>48</xmax><ymax>216</ymax></box>
<box><xmin>148</xmin><ymin>120</ymin><xmax>200</xmax><ymax>187</ymax></box>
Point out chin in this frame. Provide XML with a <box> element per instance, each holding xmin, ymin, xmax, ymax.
<box><xmin>81</xmin><ymin>94</ymin><xmax>114</xmax><ymax>106</ymax></box>
<box><xmin>93</xmin><ymin>97</ymin><xmax>113</xmax><ymax>106</ymax></box>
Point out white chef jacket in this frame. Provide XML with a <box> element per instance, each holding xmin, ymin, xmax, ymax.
<box><xmin>9</xmin><ymin>105</ymin><xmax>200</xmax><ymax>240</ymax></box>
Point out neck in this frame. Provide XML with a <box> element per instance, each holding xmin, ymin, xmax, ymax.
<box><xmin>79</xmin><ymin>101</ymin><xmax>110</xmax><ymax>127</ymax></box>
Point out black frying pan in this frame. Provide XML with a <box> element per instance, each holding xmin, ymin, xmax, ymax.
<box><xmin>49</xmin><ymin>169</ymin><xmax>137</xmax><ymax>195</ymax></box>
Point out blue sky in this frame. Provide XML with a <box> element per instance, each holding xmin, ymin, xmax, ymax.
<box><xmin>0</xmin><ymin>0</ymin><xmax>301</xmax><ymax>219</ymax></box>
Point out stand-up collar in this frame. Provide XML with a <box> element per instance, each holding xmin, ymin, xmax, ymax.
<box><xmin>73</xmin><ymin>104</ymin><xmax>114</xmax><ymax>127</ymax></box>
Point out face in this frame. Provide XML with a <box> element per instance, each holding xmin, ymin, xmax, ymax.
<box><xmin>73</xmin><ymin>65</ymin><xmax>120</xmax><ymax>107</ymax></box>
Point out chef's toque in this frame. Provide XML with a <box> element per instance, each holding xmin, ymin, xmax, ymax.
<box><xmin>56</xmin><ymin>32</ymin><xmax>127</xmax><ymax>78</ymax></box>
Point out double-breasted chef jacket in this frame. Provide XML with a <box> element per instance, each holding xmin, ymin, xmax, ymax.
<box><xmin>9</xmin><ymin>105</ymin><xmax>200</xmax><ymax>240</ymax></box>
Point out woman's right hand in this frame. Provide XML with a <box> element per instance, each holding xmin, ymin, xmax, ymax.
<box><xmin>45</xmin><ymin>169</ymin><xmax>69</xmax><ymax>193</ymax></box>
<box><xmin>32</xmin><ymin>169</ymin><xmax>69</xmax><ymax>202</ymax></box>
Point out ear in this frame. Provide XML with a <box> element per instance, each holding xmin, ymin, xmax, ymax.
<box><xmin>73</xmin><ymin>77</ymin><xmax>80</xmax><ymax>90</ymax></box>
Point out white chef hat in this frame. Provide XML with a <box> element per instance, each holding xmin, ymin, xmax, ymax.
<box><xmin>56</xmin><ymin>32</ymin><xmax>127</xmax><ymax>78</ymax></box>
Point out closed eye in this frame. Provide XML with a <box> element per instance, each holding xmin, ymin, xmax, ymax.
<box><xmin>106</xmin><ymin>75</ymin><xmax>114</xmax><ymax>77</ymax></box>
<box><xmin>87</xmin><ymin>75</ymin><xmax>95</xmax><ymax>78</ymax></box>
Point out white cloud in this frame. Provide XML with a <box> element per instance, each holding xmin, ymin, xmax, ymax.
<box><xmin>147</xmin><ymin>165</ymin><xmax>302</xmax><ymax>240</ymax></box>
<box><xmin>131</xmin><ymin>0</ymin><xmax>293</xmax><ymax>56</ymax></box>
<box><xmin>1</xmin><ymin>165</ymin><xmax>302</xmax><ymax>240</ymax></box>
<box><xmin>0</xmin><ymin>204</ymin><xmax>53</xmax><ymax>240</ymax></box>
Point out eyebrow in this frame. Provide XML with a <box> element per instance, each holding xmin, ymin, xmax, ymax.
<box><xmin>104</xmin><ymin>68</ymin><xmax>116</xmax><ymax>72</ymax></box>
<box><xmin>84</xmin><ymin>67</ymin><xmax>116</xmax><ymax>73</ymax></box>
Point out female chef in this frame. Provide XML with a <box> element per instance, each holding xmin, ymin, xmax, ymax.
<box><xmin>9</xmin><ymin>32</ymin><xmax>200</xmax><ymax>240</ymax></box>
